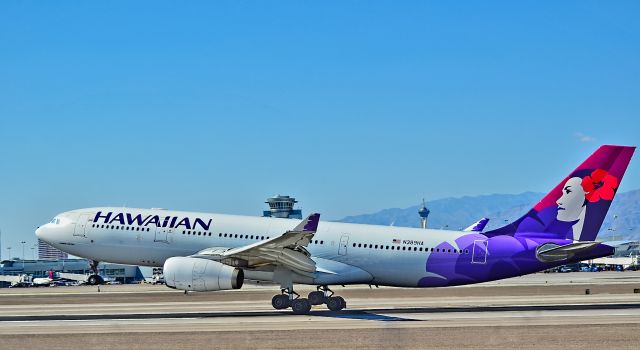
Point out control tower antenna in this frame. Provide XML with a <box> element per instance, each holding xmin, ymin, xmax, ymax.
<box><xmin>418</xmin><ymin>198</ymin><xmax>430</xmax><ymax>229</ymax></box>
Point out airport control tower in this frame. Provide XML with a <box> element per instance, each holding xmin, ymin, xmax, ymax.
<box><xmin>418</xmin><ymin>199</ymin><xmax>430</xmax><ymax>229</ymax></box>
<box><xmin>263</xmin><ymin>195</ymin><xmax>303</xmax><ymax>219</ymax></box>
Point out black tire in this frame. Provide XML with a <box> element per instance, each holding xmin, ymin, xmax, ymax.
<box><xmin>308</xmin><ymin>291</ymin><xmax>325</xmax><ymax>305</ymax></box>
<box><xmin>271</xmin><ymin>295</ymin><xmax>290</xmax><ymax>310</ymax></box>
<box><xmin>336</xmin><ymin>296</ymin><xmax>346</xmax><ymax>310</ymax></box>
<box><xmin>87</xmin><ymin>275</ymin><xmax>103</xmax><ymax>286</ymax></box>
<box><xmin>291</xmin><ymin>298</ymin><xmax>311</xmax><ymax>315</ymax></box>
<box><xmin>326</xmin><ymin>296</ymin><xmax>344</xmax><ymax>311</ymax></box>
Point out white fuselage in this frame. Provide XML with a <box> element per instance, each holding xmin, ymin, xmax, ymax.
<box><xmin>37</xmin><ymin>207</ymin><xmax>476</xmax><ymax>287</ymax></box>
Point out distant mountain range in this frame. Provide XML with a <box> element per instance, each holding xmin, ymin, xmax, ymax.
<box><xmin>337</xmin><ymin>190</ymin><xmax>640</xmax><ymax>241</ymax></box>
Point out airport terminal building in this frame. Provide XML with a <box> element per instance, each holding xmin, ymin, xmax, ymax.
<box><xmin>0</xmin><ymin>259</ymin><xmax>144</xmax><ymax>286</ymax></box>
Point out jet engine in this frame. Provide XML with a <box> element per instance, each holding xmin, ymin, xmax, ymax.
<box><xmin>163</xmin><ymin>257</ymin><xmax>244</xmax><ymax>291</ymax></box>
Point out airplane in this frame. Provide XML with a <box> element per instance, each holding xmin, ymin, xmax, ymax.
<box><xmin>36</xmin><ymin>145</ymin><xmax>635</xmax><ymax>314</ymax></box>
<box><xmin>31</xmin><ymin>270</ymin><xmax>97</xmax><ymax>287</ymax></box>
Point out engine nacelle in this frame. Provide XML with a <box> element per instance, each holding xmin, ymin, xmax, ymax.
<box><xmin>164</xmin><ymin>257</ymin><xmax>244</xmax><ymax>292</ymax></box>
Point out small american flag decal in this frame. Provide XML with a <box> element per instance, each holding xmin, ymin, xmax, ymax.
<box><xmin>392</xmin><ymin>239</ymin><xmax>401</xmax><ymax>244</ymax></box>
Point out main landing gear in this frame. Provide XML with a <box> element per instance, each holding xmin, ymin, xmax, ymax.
<box><xmin>271</xmin><ymin>285</ymin><xmax>346</xmax><ymax>314</ymax></box>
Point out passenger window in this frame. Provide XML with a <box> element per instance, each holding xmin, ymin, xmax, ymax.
<box><xmin>352</xmin><ymin>243</ymin><xmax>356</xmax><ymax>247</ymax></box>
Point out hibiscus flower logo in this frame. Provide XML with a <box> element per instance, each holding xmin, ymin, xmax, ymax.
<box><xmin>581</xmin><ymin>168</ymin><xmax>618</xmax><ymax>202</ymax></box>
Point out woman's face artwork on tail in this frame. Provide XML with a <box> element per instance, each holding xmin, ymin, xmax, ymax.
<box><xmin>556</xmin><ymin>177</ymin><xmax>586</xmax><ymax>222</ymax></box>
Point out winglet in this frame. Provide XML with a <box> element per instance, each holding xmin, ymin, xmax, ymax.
<box><xmin>292</xmin><ymin>213</ymin><xmax>321</xmax><ymax>233</ymax></box>
<box><xmin>463</xmin><ymin>218</ymin><xmax>490</xmax><ymax>232</ymax></box>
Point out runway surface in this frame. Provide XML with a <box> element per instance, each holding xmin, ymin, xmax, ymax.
<box><xmin>1</xmin><ymin>271</ymin><xmax>639</xmax><ymax>349</ymax></box>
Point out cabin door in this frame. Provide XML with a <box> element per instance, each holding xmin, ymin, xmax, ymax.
<box><xmin>338</xmin><ymin>234</ymin><xmax>349</xmax><ymax>255</ymax></box>
<box><xmin>472</xmin><ymin>240</ymin><xmax>489</xmax><ymax>264</ymax></box>
<box><xmin>74</xmin><ymin>214</ymin><xmax>90</xmax><ymax>237</ymax></box>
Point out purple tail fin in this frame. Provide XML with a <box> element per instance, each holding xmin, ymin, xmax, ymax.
<box><xmin>486</xmin><ymin>145</ymin><xmax>635</xmax><ymax>241</ymax></box>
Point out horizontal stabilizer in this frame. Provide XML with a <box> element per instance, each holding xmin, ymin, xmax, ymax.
<box><xmin>535</xmin><ymin>241</ymin><xmax>601</xmax><ymax>263</ymax></box>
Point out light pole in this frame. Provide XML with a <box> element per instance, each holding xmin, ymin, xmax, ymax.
<box><xmin>20</xmin><ymin>241</ymin><xmax>26</xmax><ymax>268</ymax></box>
<box><xmin>6</xmin><ymin>247</ymin><xmax>11</xmax><ymax>260</ymax></box>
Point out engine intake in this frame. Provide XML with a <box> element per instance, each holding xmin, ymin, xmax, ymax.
<box><xmin>164</xmin><ymin>257</ymin><xmax>244</xmax><ymax>291</ymax></box>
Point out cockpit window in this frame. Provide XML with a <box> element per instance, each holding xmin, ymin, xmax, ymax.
<box><xmin>50</xmin><ymin>217</ymin><xmax>60</xmax><ymax>224</ymax></box>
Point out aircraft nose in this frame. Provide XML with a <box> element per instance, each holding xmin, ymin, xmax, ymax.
<box><xmin>35</xmin><ymin>225</ymin><xmax>48</xmax><ymax>242</ymax></box>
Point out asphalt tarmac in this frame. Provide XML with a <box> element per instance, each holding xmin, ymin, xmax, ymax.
<box><xmin>1</xmin><ymin>271</ymin><xmax>639</xmax><ymax>349</ymax></box>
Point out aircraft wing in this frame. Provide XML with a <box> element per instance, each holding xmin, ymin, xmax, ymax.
<box><xmin>193</xmin><ymin>213</ymin><xmax>320</xmax><ymax>277</ymax></box>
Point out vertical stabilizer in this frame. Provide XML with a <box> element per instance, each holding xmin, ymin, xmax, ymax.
<box><xmin>486</xmin><ymin>145</ymin><xmax>635</xmax><ymax>241</ymax></box>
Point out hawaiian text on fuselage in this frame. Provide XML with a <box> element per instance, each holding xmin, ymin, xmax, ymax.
<box><xmin>93</xmin><ymin>211</ymin><xmax>212</xmax><ymax>231</ymax></box>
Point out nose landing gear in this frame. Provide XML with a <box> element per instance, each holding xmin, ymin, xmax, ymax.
<box><xmin>87</xmin><ymin>260</ymin><xmax>103</xmax><ymax>286</ymax></box>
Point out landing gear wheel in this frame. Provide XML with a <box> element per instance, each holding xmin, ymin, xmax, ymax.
<box><xmin>271</xmin><ymin>294</ymin><xmax>290</xmax><ymax>310</ymax></box>
<box><xmin>327</xmin><ymin>296</ymin><xmax>345</xmax><ymax>311</ymax></box>
<box><xmin>291</xmin><ymin>298</ymin><xmax>311</xmax><ymax>315</ymax></box>
<box><xmin>308</xmin><ymin>291</ymin><xmax>325</xmax><ymax>305</ymax></box>
<box><xmin>87</xmin><ymin>275</ymin><xmax>103</xmax><ymax>286</ymax></box>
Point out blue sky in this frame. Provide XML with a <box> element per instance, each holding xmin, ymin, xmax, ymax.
<box><xmin>1</xmin><ymin>1</ymin><xmax>639</xmax><ymax>259</ymax></box>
